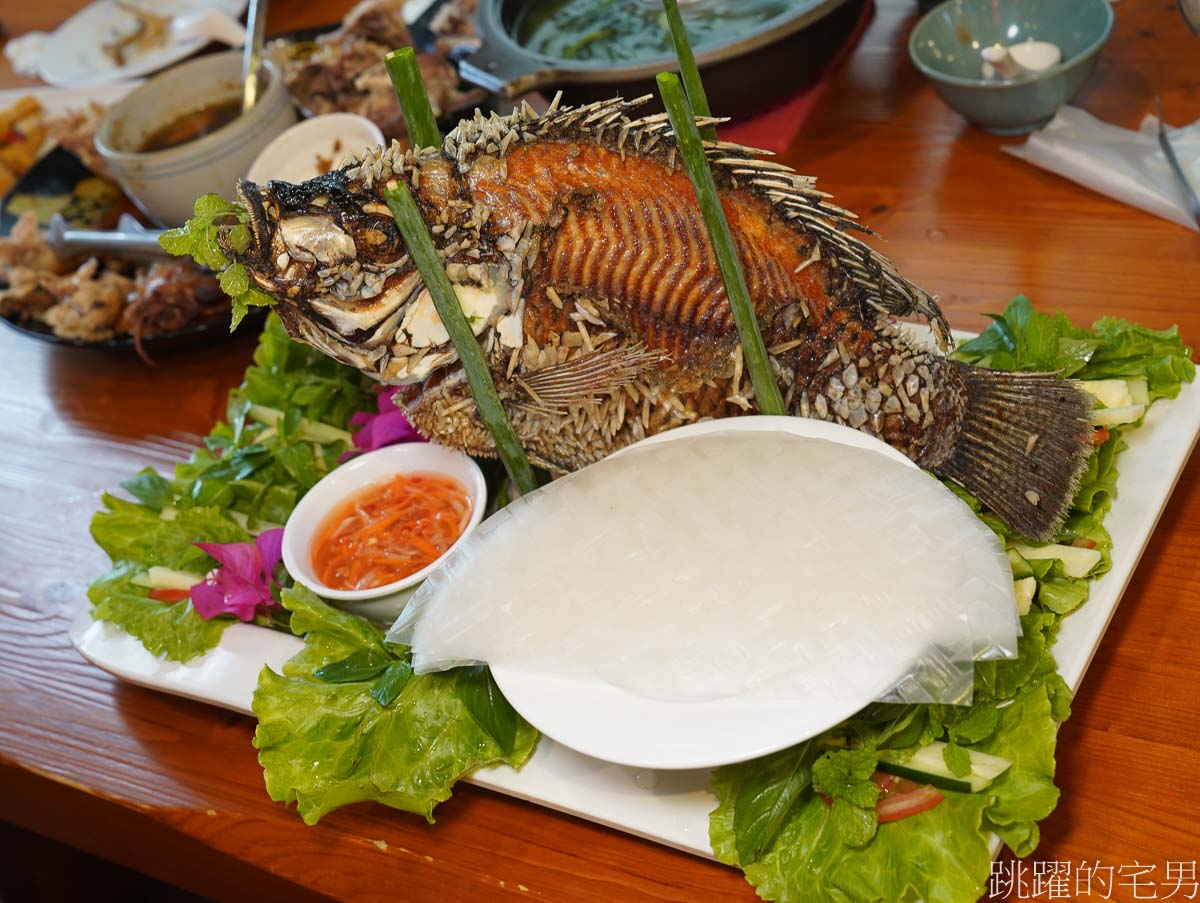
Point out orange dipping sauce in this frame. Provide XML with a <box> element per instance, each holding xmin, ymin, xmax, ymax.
<box><xmin>312</xmin><ymin>472</ymin><xmax>472</xmax><ymax>592</ymax></box>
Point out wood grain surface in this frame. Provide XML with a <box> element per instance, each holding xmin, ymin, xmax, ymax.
<box><xmin>1</xmin><ymin>2</ymin><xmax>1198</xmax><ymax>901</ymax></box>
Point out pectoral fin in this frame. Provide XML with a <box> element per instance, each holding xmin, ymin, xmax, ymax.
<box><xmin>514</xmin><ymin>344</ymin><xmax>669</xmax><ymax>413</ymax></box>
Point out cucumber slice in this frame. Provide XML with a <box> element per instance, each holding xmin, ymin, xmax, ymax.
<box><xmin>878</xmin><ymin>741</ymin><xmax>1012</xmax><ymax>793</ymax></box>
<box><xmin>1128</xmin><ymin>377</ymin><xmax>1150</xmax><ymax>407</ymax></box>
<box><xmin>247</xmin><ymin>404</ymin><xmax>352</xmax><ymax>446</ymax></box>
<box><xmin>1013</xmin><ymin>576</ymin><xmax>1036</xmax><ymax>616</ymax></box>
<box><xmin>130</xmin><ymin>566</ymin><xmax>206</xmax><ymax>591</ymax></box>
<box><xmin>1092</xmin><ymin>404</ymin><xmax>1145</xmax><ymax>427</ymax></box>
<box><xmin>1010</xmin><ymin>542</ymin><xmax>1102</xmax><ymax>579</ymax></box>
<box><xmin>1006</xmin><ymin>548</ymin><xmax>1033</xmax><ymax>579</ymax></box>
<box><xmin>227</xmin><ymin>509</ymin><xmax>284</xmax><ymax>535</ymax></box>
<box><xmin>1079</xmin><ymin>379</ymin><xmax>1133</xmax><ymax>409</ymax></box>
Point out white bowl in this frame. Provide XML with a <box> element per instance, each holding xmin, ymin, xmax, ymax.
<box><xmin>247</xmin><ymin>113</ymin><xmax>385</xmax><ymax>185</ymax></box>
<box><xmin>282</xmin><ymin>443</ymin><xmax>488</xmax><ymax>622</ymax></box>
<box><xmin>94</xmin><ymin>49</ymin><xmax>296</xmax><ymax>226</ymax></box>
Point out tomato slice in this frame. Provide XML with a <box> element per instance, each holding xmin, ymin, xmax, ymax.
<box><xmin>820</xmin><ymin>773</ymin><xmax>944</xmax><ymax>823</ymax></box>
<box><xmin>876</xmin><ymin>782</ymin><xmax>944</xmax><ymax>823</ymax></box>
<box><xmin>148</xmin><ymin>587</ymin><xmax>192</xmax><ymax>603</ymax></box>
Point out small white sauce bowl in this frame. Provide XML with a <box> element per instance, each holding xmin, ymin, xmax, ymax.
<box><xmin>282</xmin><ymin>443</ymin><xmax>488</xmax><ymax>622</ymax></box>
<box><xmin>247</xmin><ymin>113</ymin><xmax>386</xmax><ymax>185</ymax></box>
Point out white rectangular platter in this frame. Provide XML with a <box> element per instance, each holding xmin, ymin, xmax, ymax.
<box><xmin>71</xmin><ymin>345</ymin><xmax>1200</xmax><ymax>860</ymax></box>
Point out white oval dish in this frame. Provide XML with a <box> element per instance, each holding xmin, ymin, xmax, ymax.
<box><xmin>282</xmin><ymin>443</ymin><xmax>487</xmax><ymax>622</ymax></box>
<box><xmin>247</xmin><ymin>113</ymin><xmax>385</xmax><ymax>186</ymax></box>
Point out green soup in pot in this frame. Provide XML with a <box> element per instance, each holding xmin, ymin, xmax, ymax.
<box><xmin>513</xmin><ymin>0</ymin><xmax>800</xmax><ymax>64</ymax></box>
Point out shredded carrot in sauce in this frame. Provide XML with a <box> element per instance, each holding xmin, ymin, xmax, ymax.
<box><xmin>312</xmin><ymin>472</ymin><xmax>471</xmax><ymax>591</ymax></box>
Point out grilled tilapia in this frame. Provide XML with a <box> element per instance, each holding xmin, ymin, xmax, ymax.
<box><xmin>229</xmin><ymin>95</ymin><xmax>1093</xmax><ymax>540</ymax></box>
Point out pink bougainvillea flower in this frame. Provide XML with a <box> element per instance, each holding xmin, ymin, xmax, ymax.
<box><xmin>190</xmin><ymin>528</ymin><xmax>285</xmax><ymax>621</ymax></box>
<box><xmin>340</xmin><ymin>386</ymin><xmax>426</xmax><ymax>463</ymax></box>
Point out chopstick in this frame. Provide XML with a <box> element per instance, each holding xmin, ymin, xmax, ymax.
<box><xmin>1155</xmin><ymin>96</ymin><xmax>1200</xmax><ymax>230</ymax></box>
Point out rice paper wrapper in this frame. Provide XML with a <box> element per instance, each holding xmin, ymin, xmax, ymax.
<box><xmin>1006</xmin><ymin>105</ymin><xmax>1200</xmax><ymax>232</ymax></box>
<box><xmin>388</xmin><ymin>431</ymin><xmax>1020</xmax><ymax>706</ymax></box>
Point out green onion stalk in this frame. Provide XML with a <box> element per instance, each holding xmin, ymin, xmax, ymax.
<box><xmin>656</xmin><ymin>72</ymin><xmax>786</xmax><ymax>415</ymax></box>
<box><xmin>384</xmin><ymin>48</ymin><xmax>442</xmax><ymax>149</ymax></box>
<box><xmin>660</xmin><ymin>0</ymin><xmax>716</xmax><ymax>141</ymax></box>
<box><xmin>383</xmin><ymin>49</ymin><xmax>539</xmax><ymax>494</ymax></box>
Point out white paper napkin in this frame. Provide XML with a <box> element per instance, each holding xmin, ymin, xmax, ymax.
<box><xmin>1005</xmin><ymin>105</ymin><xmax>1200</xmax><ymax>232</ymax></box>
<box><xmin>3</xmin><ymin>32</ymin><xmax>49</xmax><ymax>79</ymax></box>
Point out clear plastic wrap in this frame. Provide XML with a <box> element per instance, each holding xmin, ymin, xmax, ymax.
<box><xmin>388</xmin><ymin>430</ymin><xmax>1020</xmax><ymax>706</ymax></box>
<box><xmin>1006</xmin><ymin>106</ymin><xmax>1200</xmax><ymax>233</ymax></box>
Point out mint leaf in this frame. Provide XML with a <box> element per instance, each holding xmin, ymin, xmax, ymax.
<box><xmin>943</xmin><ymin>741</ymin><xmax>972</xmax><ymax>778</ymax></box>
<box><xmin>218</xmin><ymin>262</ymin><xmax>250</xmax><ymax>298</ymax></box>
<box><xmin>159</xmin><ymin>194</ymin><xmax>278</xmax><ymax>330</ymax></box>
<box><xmin>831</xmin><ymin>798</ymin><xmax>878</xmax><ymax>848</ymax></box>
<box><xmin>812</xmin><ymin>747</ymin><xmax>880</xmax><ymax>808</ymax></box>
<box><xmin>230</xmin><ymin>286</ymin><xmax>276</xmax><ymax>331</ymax></box>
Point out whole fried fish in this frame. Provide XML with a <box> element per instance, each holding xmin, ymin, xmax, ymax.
<box><xmin>229</xmin><ymin>95</ymin><xmax>1093</xmax><ymax>540</ymax></box>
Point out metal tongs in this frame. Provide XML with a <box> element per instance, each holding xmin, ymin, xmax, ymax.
<box><xmin>1154</xmin><ymin>97</ymin><xmax>1200</xmax><ymax>231</ymax></box>
<box><xmin>47</xmin><ymin>214</ymin><xmax>169</xmax><ymax>260</ymax></box>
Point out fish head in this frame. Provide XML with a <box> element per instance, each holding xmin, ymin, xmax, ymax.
<box><xmin>230</xmin><ymin>171</ymin><xmax>518</xmax><ymax>385</ymax></box>
<box><xmin>230</xmin><ymin>170</ymin><xmax>424</xmax><ymax>373</ymax></box>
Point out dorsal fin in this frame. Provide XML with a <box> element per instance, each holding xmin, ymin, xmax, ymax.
<box><xmin>513</xmin><ymin>344</ymin><xmax>669</xmax><ymax>413</ymax></box>
<box><xmin>342</xmin><ymin>94</ymin><xmax>952</xmax><ymax>349</ymax></box>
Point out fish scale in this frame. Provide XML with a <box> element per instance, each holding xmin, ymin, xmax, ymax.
<box><xmin>231</xmin><ymin>94</ymin><xmax>1095</xmax><ymax>541</ymax></box>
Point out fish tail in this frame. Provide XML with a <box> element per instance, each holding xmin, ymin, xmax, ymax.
<box><xmin>933</xmin><ymin>362</ymin><xmax>1095</xmax><ymax>542</ymax></box>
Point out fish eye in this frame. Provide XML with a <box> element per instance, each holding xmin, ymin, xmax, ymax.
<box><xmin>350</xmin><ymin>218</ymin><xmax>403</xmax><ymax>263</ymax></box>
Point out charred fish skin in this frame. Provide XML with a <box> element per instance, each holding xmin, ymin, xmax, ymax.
<box><xmin>229</xmin><ymin>95</ymin><xmax>1094</xmax><ymax>541</ymax></box>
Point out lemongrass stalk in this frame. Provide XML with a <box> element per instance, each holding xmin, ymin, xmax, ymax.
<box><xmin>661</xmin><ymin>0</ymin><xmax>716</xmax><ymax>141</ymax></box>
<box><xmin>385</xmin><ymin>48</ymin><xmax>441</xmax><ymax>148</ymax></box>
<box><xmin>383</xmin><ymin>182</ymin><xmax>538</xmax><ymax>494</ymax></box>
<box><xmin>657</xmin><ymin>72</ymin><xmax>785</xmax><ymax>415</ymax></box>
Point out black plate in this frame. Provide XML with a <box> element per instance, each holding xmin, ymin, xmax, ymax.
<box><xmin>0</xmin><ymin>306</ymin><xmax>266</xmax><ymax>355</ymax></box>
<box><xmin>0</xmin><ymin>146</ymin><xmax>256</xmax><ymax>357</ymax></box>
<box><xmin>0</xmin><ymin>146</ymin><xmax>137</xmax><ymax>237</ymax></box>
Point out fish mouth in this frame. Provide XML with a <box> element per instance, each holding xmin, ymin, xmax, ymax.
<box><xmin>235</xmin><ymin>178</ymin><xmax>272</xmax><ymax>266</ymax></box>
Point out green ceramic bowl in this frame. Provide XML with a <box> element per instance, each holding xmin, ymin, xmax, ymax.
<box><xmin>908</xmin><ymin>0</ymin><xmax>1114</xmax><ymax>135</ymax></box>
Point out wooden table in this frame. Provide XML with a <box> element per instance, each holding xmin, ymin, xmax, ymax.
<box><xmin>2</xmin><ymin>2</ymin><xmax>1198</xmax><ymax>901</ymax></box>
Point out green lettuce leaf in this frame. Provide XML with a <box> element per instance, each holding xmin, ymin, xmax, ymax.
<box><xmin>87</xmin><ymin>315</ymin><xmax>376</xmax><ymax>663</ymax></box>
<box><xmin>252</xmin><ymin>587</ymin><xmax>539</xmax><ymax>825</ymax></box>
<box><xmin>953</xmin><ymin>296</ymin><xmax>1098</xmax><ymax>376</ymax></box>
<box><xmin>88</xmin><ymin>500</ymin><xmax>248</xmax><ymax>660</ymax></box>
<box><xmin>977</xmin><ymin>684</ymin><xmax>1060</xmax><ymax>856</ymax></box>
<box><xmin>90</xmin><ymin>495</ymin><xmax>248</xmax><ymax>570</ymax></box>
<box><xmin>1079</xmin><ymin>318</ymin><xmax>1195</xmax><ymax>400</ymax></box>
<box><xmin>88</xmin><ymin>564</ymin><xmax>229</xmax><ymax>661</ymax></box>
<box><xmin>954</xmin><ymin>297</ymin><xmax>1196</xmax><ymax>399</ymax></box>
<box><xmin>709</xmin><ymin>685</ymin><xmax>1061</xmax><ymax>903</ymax></box>
<box><xmin>712</xmin><ymin>762</ymin><xmax>992</xmax><ymax>903</ymax></box>
<box><xmin>712</xmin><ymin>296</ymin><xmax>1191</xmax><ymax>903</ymax></box>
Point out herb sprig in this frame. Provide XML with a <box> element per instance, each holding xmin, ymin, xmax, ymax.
<box><xmin>159</xmin><ymin>194</ymin><xmax>276</xmax><ymax>329</ymax></box>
